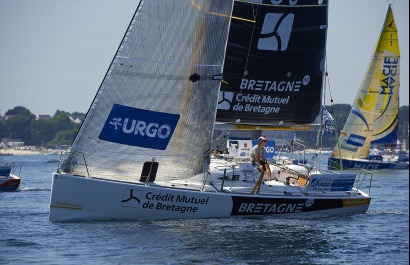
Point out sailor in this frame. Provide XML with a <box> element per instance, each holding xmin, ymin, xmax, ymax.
<box><xmin>251</xmin><ymin>136</ymin><xmax>273</xmax><ymax>181</ymax></box>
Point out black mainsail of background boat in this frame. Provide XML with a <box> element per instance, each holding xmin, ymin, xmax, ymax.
<box><xmin>328</xmin><ymin>5</ymin><xmax>408</xmax><ymax>170</ymax></box>
<box><xmin>49</xmin><ymin>0</ymin><xmax>372</xmax><ymax>222</ymax></box>
<box><xmin>216</xmin><ymin>0</ymin><xmax>325</xmax><ymax>126</ymax></box>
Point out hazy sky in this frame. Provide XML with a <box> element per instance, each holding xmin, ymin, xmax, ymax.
<box><xmin>0</xmin><ymin>0</ymin><xmax>408</xmax><ymax>116</ymax></box>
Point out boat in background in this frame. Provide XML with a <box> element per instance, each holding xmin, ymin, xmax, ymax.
<box><xmin>328</xmin><ymin>5</ymin><xmax>408</xmax><ymax>171</ymax></box>
<box><xmin>0</xmin><ymin>161</ymin><xmax>21</xmax><ymax>191</ymax></box>
<box><xmin>49</xmin><ymin>0</ymin><xmax>372</xmax><ymax>222</ymax></box>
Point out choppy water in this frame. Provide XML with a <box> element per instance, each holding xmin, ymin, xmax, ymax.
<box><xmin>0</xmin><ymin>155</ymin><xmax>408</xmax><ymax>265</ymax></box>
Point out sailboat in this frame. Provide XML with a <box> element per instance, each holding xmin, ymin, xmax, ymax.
<box><xmin>49</xmin><ymin>0</ymin><xmax>372</xmax><ymax>222</ymax></box>
<box><xmin>328</xmin><ymin>5</ymin><xmax>408</xmax><ymax>171</ymax></box>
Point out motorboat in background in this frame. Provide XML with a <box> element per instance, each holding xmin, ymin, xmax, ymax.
<box><xmin>0</xmin><ymin>161</ymin><xmax>21</xmax><ymax>191</ymax></box>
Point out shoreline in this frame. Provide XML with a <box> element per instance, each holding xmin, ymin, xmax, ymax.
<box><xmin>0</xmin><ymin>149</ymin><xmax>61</xmax><ymax>156</ymax></box>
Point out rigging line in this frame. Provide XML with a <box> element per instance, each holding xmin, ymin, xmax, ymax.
<box><xmin>187</xmin><ymin>0</ymin><xmax>255</xmax><ymax>23</ymax></box>
<box><xmin>110</xmin><ymin>70</ymin><xmax>218</xmax><ymax>81</ymax></box>
<box><xmin>325</xmin><ymin>62</ymin><xmax>335</xmax><ymax>105</ymax></box>
<box><xmin>234</xmin><ymin>3</ymin><xmax>259</xmax><ymax>121</ymax></box>
<box><xmin>116</xmin><ymin>55</ymin><xmax>223</xmax><ymax>68</ymax></box>
<box><xmin>317</xmin><ymin>69</ymin><xmax>327</xmax><ymax>152</ymax></box>
<box><xmin>325</xmin><ymin>59</ymin><xmax>344</xmax><ymax>171</ymax></box>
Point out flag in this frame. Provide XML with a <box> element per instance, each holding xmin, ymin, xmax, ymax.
<box><xmin>396</xmin><ymin>139</ymin><xmax>402</xmax><ymax>149</ymax></box>
<box><xmin>322</xmin><ymin>107</ymin><xmax>335</xmax><ymax>136</ymax></box>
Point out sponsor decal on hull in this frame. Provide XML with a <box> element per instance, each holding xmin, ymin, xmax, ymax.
<box><xmin>52</xmin><ymin>202</ymin><xmax>84</xmax><ymax>211</ymax></box>
<box><xmin>353</xmin><ymin>162</ymin><xmax>383</xmax><ymax>170</ymax></box>
<box><xmin>342</xmin><ymin>198</ymin><xmax>371</xmax><ymax>208</ymax></box>
<box><xmin>231</xmin><ymin>196</ymin><xmax>346</xmax><ymax>215</ymax></box>
<box><xmin>121</xmin><ymin>189</ymin><xmax>211</xmax><ymax>214</ymax></box>
<box><xmin>329</xmin><ymin>158</ymin><xmax>400</xmax><ymax>170</ymax></box>
<box><xmin>307</xmin><ymin>175</ymin><xmax>355</xmax><ymax>192</ymax></box>
<box><xmin>344</xmin><ymin>159</ymin><xmax>393</xmax><ymax>170</ymax></box>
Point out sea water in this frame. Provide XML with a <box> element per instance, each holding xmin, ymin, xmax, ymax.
<box><xmin>0</xmin><ymin>155</ymin><xmax>408</xmax><ymax>265</ymax></box>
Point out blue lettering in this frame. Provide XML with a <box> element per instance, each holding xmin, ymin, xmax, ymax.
<box><xmin>158</xmin><ymin>125</ymin><xmax>171</xmax><ymax>139</ymax></box>
<box><xmin>135</xmin><ymin>120</ymin><xmax>146</xmax><ymax>136</ymax></box>
<box><xmin>123</xmin><ymin>118</ymin><xmax>136</xmax><ymax>134</ymax></box>
<box><xmin>99</xmin><ymin>105</ymin><xmax>180</xmax><ymax>150</ymax></box>
<box><xmin>380</xmin><ymin>57</ymin><xmax>399</xmax><ymax>95</ymax></box>
<box><xmin>146</xmin><ymin>123</ymin><xmax>158</xmax><ymax>137</ymax></box>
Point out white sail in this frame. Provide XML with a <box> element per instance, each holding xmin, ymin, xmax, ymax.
<box><xmin>62</xmin><ymin>1</ymin><xmax>234</xmax><ymax>182</ymax></box>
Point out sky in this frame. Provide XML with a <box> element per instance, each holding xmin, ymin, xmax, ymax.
<box><xmin>0</xmin><ymin>0</ymin><xmax>408</xmax><ymax>116</ymax></box>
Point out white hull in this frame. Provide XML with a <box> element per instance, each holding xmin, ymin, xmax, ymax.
<box><xmin>49</xmin><ymin>172</ymin><xmax>371</xmax><ymax>222</ymax></box>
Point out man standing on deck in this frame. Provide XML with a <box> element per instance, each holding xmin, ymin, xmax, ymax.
<box><xmin>251</xmin><ymin>136</ymin><xmax>273</xmax><ymax>181</ymax></box>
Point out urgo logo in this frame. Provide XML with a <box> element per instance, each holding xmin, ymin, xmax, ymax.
<box><xmin>99</xmin><ymin>104</ymin><xmax>180</xmax><ymax>150</ymax></box>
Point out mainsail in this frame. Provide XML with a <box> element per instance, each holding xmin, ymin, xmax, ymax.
<box><xmin>331</xmin><ymin>5</ymin><xmax>400</xmax><ymax>160</ymax></box>
<box><xmin>216</xmin><ymin>0</ymin><xmax>329</xmax><ymax>127</ymax></box>
<box><xmin>62</xmin><ymin>0</ymin><xmax>234</xmax><ymax>182</ymax></box>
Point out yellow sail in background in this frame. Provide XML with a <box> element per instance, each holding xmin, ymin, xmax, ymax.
<box><xmin>332</xmin><ymin>5</ymin><xmax>400</xmax><ymax>160</ymax></box>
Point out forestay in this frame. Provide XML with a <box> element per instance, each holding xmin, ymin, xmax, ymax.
<box><xmin>62</xmin><ymin>0</ymin><xmax>234</xmax><ymax>182</ymax></box>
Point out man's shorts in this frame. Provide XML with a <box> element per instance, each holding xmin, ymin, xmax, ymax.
<box><xmin>252</xmin><ymin>160</ymin><xmax>266</xmax><ymax>168</ymax></box>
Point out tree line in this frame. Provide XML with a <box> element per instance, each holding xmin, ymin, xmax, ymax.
<box><xmin>299</xmin><ymin>104</ymin><xmax>409</xmax><ymax>149</ymax></box>
<box><xmin>0</xmin><ymin>105</ymin><xmax>408</xmax><ymax>149</ymax></box>
<box><xmin>0</xmin><ymin>106</ymin><xmax>84</xmax><ymax>147</ymax></box>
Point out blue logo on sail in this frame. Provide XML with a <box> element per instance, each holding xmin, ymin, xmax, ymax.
<box><xmin>99</xmin><ymin>104</ymin><xmax>180</xmax><ymax>150</ymax></box>
<box><xmin>346</xmin><ymin>134</ymin><xmax>366</xmax><ymax>147</ymax></box>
